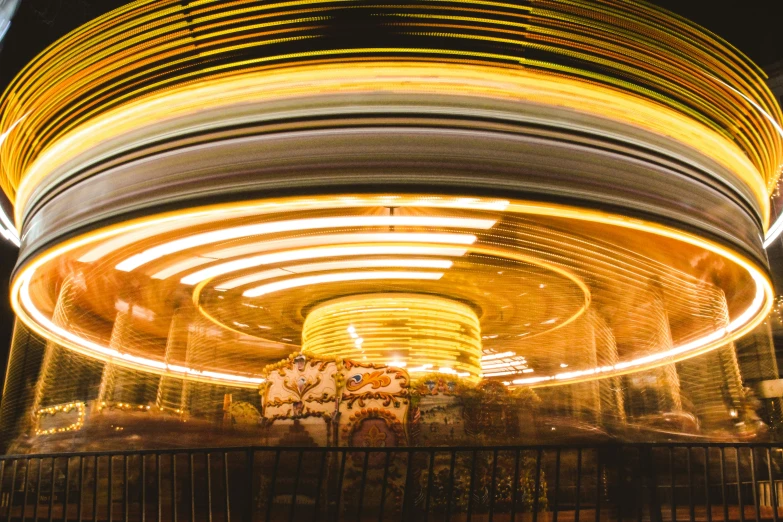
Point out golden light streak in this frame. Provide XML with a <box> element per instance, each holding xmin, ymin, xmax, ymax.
<box><xmin>242</xmin><ymin>271</ymin><xmax>445</xmax><ymax>298</ymax></box>
<box><xmin>77</xmin><ymin>197</ymin><xmax>508</xmax><ymax>265</ymax></box>
<box><xmin>302</xmin><ymin>293</ymin><xmax>482</xmax><ymax>379</ymax></box>
<box><xmin>152</xmin><ymin>232</ymin><xmax>474</xmax><ymax>280</ymax></box>
<box><xmin>215</xmin><ymin>258</ymin><xmax>453</xmax><ymax>290</ymax></box>
<box><xmin>510</xmin><ymin>270</ymin><xmax>770</xmax><ymax>389</ymax></box>
<box><xmin>180</xmin><ymin>243</ymin><xmax>471</xmax><ymax>286</ymax></box>
<box><xmin>9</xmin><ymin>194</ymin><xmax>772</xmax><ymax>388</ymax></box>
<box><xmin>17</xmin><ymin>273</ymin><xmax>264</xmax><ymax>388</ymax></box>
<box><xmin>116</xmin><ymin>217</ymin><xmax>494</xmax><ymax>272</ymax></box>
<box><xmin>6</xmin><ymin>62</ymin><xmax>773</xmax><ymax>227</ymax></box>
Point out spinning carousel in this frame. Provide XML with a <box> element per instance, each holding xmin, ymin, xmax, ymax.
<box><xmin>0</xmin><ymin>0</ymin><xmax>781</xmax><ymax>451</ymax></box>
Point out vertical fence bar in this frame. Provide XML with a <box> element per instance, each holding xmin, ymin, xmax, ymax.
<box><xmin>92</xmin><ymin>457</ymin><xmax>98</xmax><ymax>522</ymax></box>
<box><xmin>289</xmin><ymin>452</ymin><xmax>302</xmax><ymax>522</ymax></box>
<box><xmin>532</xmin><ymin>449</ymin><xmax>542</xmax><ymax>522</ymax></box>
<box><xmin>77</xmin><ymin>457</ymin><xmax>84</xmax><ymax>522</ymax></box>
<box><xmin>266</xmin><ymin>449</ymin><xmax>280</xmax><ymax>522</ymax></box>
<box><xmin>445</xmin><ymin>451</ymin><xmax>456</xmax><ymax>522</ymax></box>
<box><xmin>64</xmin><ymin>458</ymin><xmax>71</xmax><ymax>522</ymax></box>
<box><xmin>637</xmin><ymin>448</ymin><xmax>643</xmax><ymax>522</ymax></box>
<box><xmin>140</xmin><ymin>455</ymin><xmax>146</xmax><ymax>522</ymax></box>
<box><xmin>1</xmin><ymin>461</ymin><xmax>9</xmax><ymax>520</ymax></box>
<box><xmin>123</xmin><ymin>456</ymin><xmax>128</xmax><ymax>522</ymax></box>
<box><xmin>750</xmin><ymin>448</ymin><xmax>759</xmax><ymax>522</ymax></box>
<box><xmin>424</xmin><ymin>450</ymin><xmax>435</xmax><ymax>522</ymax></box>
<box><xmin>34</xmin><ymin>459</ymin><xmax>42</xmax><ymax>522</ymax></box>
<box><xmin>356</xmin><ymin>452</ymin><xmax>370</xmax><ymax>522</ymax></box>
<box><xmin>156</xmin><ymin>455</ymin><xmax>161</xmax><ymax>522</ymax></box>
<box><xmin>704</xmin><ymin>448</ymin><xmax>711</xmax><ymax>522</ymax></box>
<box><xmin>334</xmin><ymin>450</ymin><xmax>347</xmax><ymax>522</ymax></box>
<box><xmin>263</xmin><ymin>451</ymin><xmax>280</xmax><ymax>522</ymax></box>
<box><xmin>595</xmin><ymin>449</ymin><xmax>602</xmax><ymax>522</ymax></box>
<box><xmin>205</xmin><ymin>454</ymin><xmax>212</xmax><ymax>522</ymax></box>
<box><xmin>400</xmin><ymin>450</ymin><xmax>414</xmax><ymax>522</ymax></box>
<box><xmin>720</xmin><ymin>448</ymin><xmax>727</xmax><ymax>522</ymax></box>
<box><xmin>688</xmin><ymin>448</ymin><xmax>694</xmax><ymax>522</ymax></box>
<box><xmin>5</xmin><ymin>460</ymin><xmax>17</xmax><ymax>522</ymax></box>
<box><xmin>768</xmin><ymin>448</ymin><xmax>779</xmax><ymax>522</ymax></box>
<box><xmin>576</xmin><ymin>449</ymin><xmax>582</xmax><ymax>522</ymax></box>
<box><xmin>378</xmin><ymin>451</ymin><xmax>391</xmax><ymax>522</ymax></box>
<box><xmin>670</xmin><ymin>448</ymin><xmax>676</xmax><ymax>522</ymax></box>
<box><xmin>0</xmin><ymin>461</ymin><xmax>5</xmax><ymax>522</ymax></box>
<box><xmin>243</xmin><ymin>450</ymin><xmax>251</xmax><ymax>522</ymax></box>
<box><xmin>106</xmin><ymin>457</ymin><xmax>112</xmax><ymax>522</ymax></box>
<box><xmin>616</xmin><ymin>447</ymin><xmax>624</xmax><ymax>522</ymax></box>
<box><xmin>488</xmin><ymin>450</ymin><xmax>498</xmax><ymax>522</ymax></box>
<box><xmin>736</xmin><ymin>447</ymin><xmax>745</xmax><ymax>522</ymax></box>
<box><xmin>552</xmin><ymin>449</ymin><xmax>561</xmax><ymax>522</ymax></box>
<box><xmin>466</xmin><ymin>450</ymin><xmax>477</xmax><ymax>522</ymax></box>
<box><xmin>223</xmin><ymin>453</ymin><xmax>231</xmax><ymax>522</ymax></box>
<box><xmin>647</xmin><ymin>447</ymin><xmax>662</xmax><ymax>522</ymax></box>
<box><xmin>188</xmin><ymin>454</ymin><xmax>194</xmax><ymax>522</ymax></box>
<box><xmin>171</xmin><ymin>454</ymin><xmax>177</xmax><ymax>522</ymax></box>
<box><xmin>22</xmin><ymin>459</ymin><xmax>30</xmax><ymax>522</ymax></box>
<box><xmin>312</xmin><ymin>451</ymin><xmax>326</xmax><ymax>522</ymax></box>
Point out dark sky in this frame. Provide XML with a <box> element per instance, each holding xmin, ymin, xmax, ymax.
<box><xmin>650</xmin><ymin>0</ymin><xmax>783</xmax><ymax>69</ymax></box>
<box><xmin>0</xmin><ymin>0</ymin><xmax>781</xmax><ymax>379</ymax></box>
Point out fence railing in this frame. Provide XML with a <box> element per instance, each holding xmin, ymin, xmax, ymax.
<box><xmin>0</xmin><ymin>444</ymin><xmax>782</xmax><ymax>522</ymax></box>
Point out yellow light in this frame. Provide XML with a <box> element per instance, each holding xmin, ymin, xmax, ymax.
<box><xmin>0</xmin><ymin>116</ymin><xmax>24</xmax><ymax>246</ymax></box>
<box><xmin>151</xmin><ymin>257</ymin><xmax>218</xmax><ymax>280</ymax></box>
<box><xmin>242</xmin><ymin>271</ymin><xmax>445</xmax><ymax>298</ymax></box>
<box><xmin>303</xmin><ymin>293</ymin><xmax>482</xmax><ymax>379</ymax></box>
<box><xmin>10</xmin><ymin>194</ymin><xmax>773</xmax><ymax>389</ymax></box>
<box><xmin>115</xmin><ymin>217</ymin><xmax>493</xmax><ymax>271</ymax></box>
<box><xmin>35</xmin><ymin>401</ymin><xmax>86</xmax><ymax>435</ymax></box>
<box><xmin>154</xmin><ymin>232</ymin><xmax>469</xmax><ymax>279</ymax></box>
<box><xmin>11</xmin><ymin>62</ymin><xmax>773</xmax><ymax>229</ymax></box>
<box><xmin>481</xmin><ymin>351</ymin><xmax>515</xmax><ymax>361</ymax></box>
<box><xmin>181</xmin><ymin>243</ymin><xmax>469</xmax><ymax>286</ymax></box>
<box><xmin>204</xmin><ymin>232</ymin><xmax>475</xmax><ymax>261</ymax></box>
<box><xmin>17</xmin><ymin>273</ymin><xmax>265</xmax><ymax>388</ymax></box>
<box><xmin>76</xmin><ymin>197</ymin><xmax>509</xmax><ymax>264</ymax></box>
<box><xmin>216</xmin><ymin>258</ymin><xmax>453</xmax><ymax>290</ymax></box>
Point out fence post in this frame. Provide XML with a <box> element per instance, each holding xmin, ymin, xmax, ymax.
<box><xmin>244</xmin><ymin>449</ymin><xmax>254</xmax><ymax>522</ymax></box>
<box><xmin>643</xmin><ymin>447</ymin><xmax>662</xmax><ymax>522</ymax></box>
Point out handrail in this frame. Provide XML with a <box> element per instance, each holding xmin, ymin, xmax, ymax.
<box><xmin>0</xmin><ymin>442</ymin><xmax>781</xmax><ymax>521</ymax></box>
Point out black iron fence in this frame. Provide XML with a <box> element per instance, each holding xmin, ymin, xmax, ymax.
<box><xmin>0</xmin><ymin>444</ymin><xmax>782</xmax><ymax>522</ymax></box>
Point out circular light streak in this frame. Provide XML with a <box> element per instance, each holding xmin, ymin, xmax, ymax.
<box><xmin>9</xmin><ymin>195</ymin><xmax>773</xmax><ymax>389</ymax></box>
<box><xmin>6</xmin><ymin>62</ymin><xmax>774</xmax><ymax>228</ymax></box>
<box><xmin>1</xmin><ymin>0</ymin><xmax>779</xmax><ymax>398</ymax></box>
<box><xmin>2</xmin><ymin>0</ymin><xmax>780</xmax><ymax>223</ymax></box>
<box><xmin>187</xmin><ymin>235</ymin><xmax>592</xmax><ymax>347</ymax></box>
<box><xmin>302</xmin><ymin>293</ymin><xmax>482</xmax><ymax>379</ymax></box>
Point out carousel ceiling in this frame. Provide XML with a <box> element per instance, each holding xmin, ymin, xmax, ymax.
<box><xmin>10</xmin><ymin>195</ymin><xmax>770</xmax><ymax>388</ymax></box>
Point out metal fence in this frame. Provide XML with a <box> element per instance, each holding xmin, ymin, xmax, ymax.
<box><xmin>0</xmin><ymin>443</ymin><xmax>782</xmax><ymax>522</ymax></box>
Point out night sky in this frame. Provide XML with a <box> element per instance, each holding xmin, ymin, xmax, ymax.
<box><xmin>0</xmin><ymin>0</ymin><xmax>780</xmax><ymax>388</ymax></box>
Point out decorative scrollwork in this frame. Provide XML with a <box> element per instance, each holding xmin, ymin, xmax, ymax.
<box><xmin>341</xmin><ymin>391</ymin><xmax>409</xmax><ymax>409</ymax></box>
<box><xmin>346</xmin><ymin>370</ymin><xmax>391</xmax><ymax>391</ymax></box>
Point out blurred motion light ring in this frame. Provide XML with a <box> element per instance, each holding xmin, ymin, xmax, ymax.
<box><xmin>0</xmin><ymin>0</ymin><xmax>780</xmax><ymax>391</ymax></box>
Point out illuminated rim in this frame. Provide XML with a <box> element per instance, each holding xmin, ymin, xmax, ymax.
<box><xmin>10</xmin><ymin>196</ymin><xmax>773</xmax><ymax>389</ymax></box>
<box><xmin>2</xmin><ymin>0</ymin><xmax>781</xmax><ymax>217</ymax></box>
<box><xmin>7</xmin><ymin>62</ymin><xmax>773</xmax><ymax>231</ymax></box>
<box><xmin>302</xmin><ymin>293</ymin><xmax>483</xmax><ymax>379</ymax></box>
<box><xmin>190</xmin><ymin>241</ymin><xmax>592</xmax><ymax>345</ymax></box>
